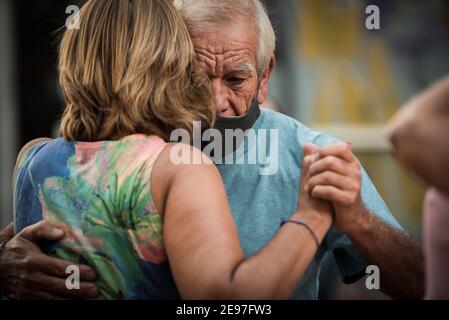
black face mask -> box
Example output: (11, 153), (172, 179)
(213, 97), (261, 138)
(201, 89), (261, 160)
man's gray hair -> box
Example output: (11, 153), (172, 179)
(174, 0), (276, 74)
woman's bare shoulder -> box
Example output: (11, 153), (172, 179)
(150, 143), (220, 217)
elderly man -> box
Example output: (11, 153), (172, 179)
(0, 0), (422, 299)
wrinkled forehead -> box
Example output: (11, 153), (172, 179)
(190, 21), (258, 76)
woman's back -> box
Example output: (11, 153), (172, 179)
(13, 134), (180, 299)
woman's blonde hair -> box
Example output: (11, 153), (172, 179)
(59, 0), (214, 142)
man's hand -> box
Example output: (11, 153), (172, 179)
(304, 142), (424, 299)
(0, 220), (99, 299)
(305, 142), (364, 233)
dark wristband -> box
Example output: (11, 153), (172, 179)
(280, 219), (321, 249)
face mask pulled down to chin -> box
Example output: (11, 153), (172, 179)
(200, 95), (261, 162)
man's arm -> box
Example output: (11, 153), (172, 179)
(341, 207), (423, 299)
(306, 142), (424, 299)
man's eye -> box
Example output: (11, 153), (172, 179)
(227, 77), (246, 85)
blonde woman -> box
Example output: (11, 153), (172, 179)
(12, 0), (332, 299)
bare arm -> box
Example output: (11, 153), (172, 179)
(152, 144), (333, 299)
(386, 75), (449, 195)
(342, 206), (423, 299)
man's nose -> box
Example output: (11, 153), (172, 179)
(211, 79), (232, 116)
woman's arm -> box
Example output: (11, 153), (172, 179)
(386, 75), (449, 195)
(152, 144), (332, 300)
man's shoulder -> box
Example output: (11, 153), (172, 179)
(259, 108), (307, 131)
(259, 108), (341, 147)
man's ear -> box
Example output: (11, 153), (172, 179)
(257, 55), (276, 105)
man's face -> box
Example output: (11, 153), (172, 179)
(190, 18), (273, 117)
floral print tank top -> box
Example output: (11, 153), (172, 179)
(13, 134), (180, 299)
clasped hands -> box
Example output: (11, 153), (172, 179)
(297, 142), (365, 233)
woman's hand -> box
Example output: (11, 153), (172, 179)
(296, 143), (334, 228)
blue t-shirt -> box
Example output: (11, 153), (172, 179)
(217, 108), (402, 300)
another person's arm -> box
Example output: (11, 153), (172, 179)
(152, 144), (333, 299)
(306, 143), (424, 299)
(386, 75), (449, 195)
(0, 138), (99, 299)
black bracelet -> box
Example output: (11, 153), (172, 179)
(280, 219), (320, 249)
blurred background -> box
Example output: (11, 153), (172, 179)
(1, 0), (449, 299)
